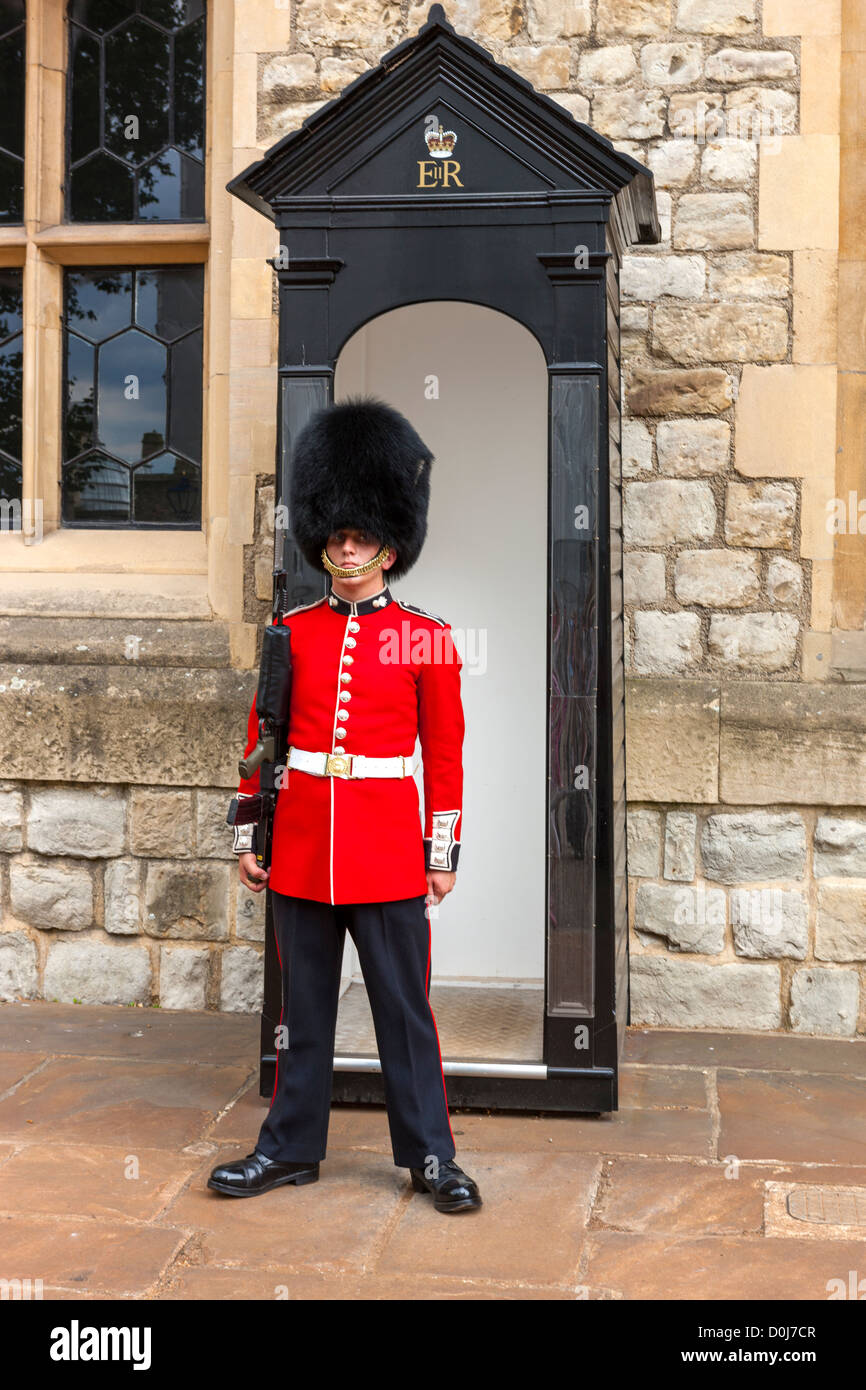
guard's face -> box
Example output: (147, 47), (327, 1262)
(326, 528), (395, 579)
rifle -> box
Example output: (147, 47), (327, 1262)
(226, 600), (293, 870)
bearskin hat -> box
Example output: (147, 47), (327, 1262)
(288, 394), (434, 582)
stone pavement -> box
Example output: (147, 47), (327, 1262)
(0, 1000), (864, 1301)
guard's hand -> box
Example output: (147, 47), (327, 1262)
(426, 869), (456, 906)
(239, 852), (270, 892)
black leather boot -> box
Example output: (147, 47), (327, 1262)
(207, 1148), (320, 1197)
(409, 1158), (482, 1213)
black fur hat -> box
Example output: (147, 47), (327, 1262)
(288, 394), (434, 582)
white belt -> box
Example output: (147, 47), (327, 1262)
(287, 746), (421, 779)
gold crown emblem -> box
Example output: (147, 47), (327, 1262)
(425, 124), (457, 158)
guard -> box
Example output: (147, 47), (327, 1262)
(208, 395), (482, 1214)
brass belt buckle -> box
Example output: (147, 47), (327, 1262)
(326, 753), (351, 777)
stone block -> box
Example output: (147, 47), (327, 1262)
(10, 862), (94, 931)
(626, 807), (662, 877)
(622, 254), (705, 300)
(592, 88), (667, 140)
(634, 881), (725, 952)
(144, 862), (230, 941)
(815, 882), (866, 960)
(814, 818), (866, 878)
(719, 684), (866, 806)
(630, 957), (781, 1028)
(705, 49), (796, 82)
(0, 932), (38, 1001)
(700, 138), (757, 185)
(130, 790), (193, 858)
(654, 303), (788, 363)
(674, 550), (760, 607)
(758, 136), (839, 251)
(633, 611), (702, 675)
(730, 887), (808, 958)
(104, 859), (142, 935)
(765, 558), (802, 607)
(621, 419), (653, 476)
(707, 252), (788, 299)
(626, 366), (735, 416)
(664, 811), (697, 880)
(724, 481), (796, 549)
(701, 812), (806, 882)
(641, 42), (704, 86)
(624, 480), (716, 546)
(647, 139), (699, 186)
(220, 946), (264, 1012)
(526, 0), (591, 40)
(28, 788), (126, 858)
(506, 44), (571, 91)
(707, 613), (799, 671)
(234, 879), (267, 942)
(656, 419), (730, 476)
(43, 939), (152, 1006)
(673, 194), (753, 250)
(624, 551), (666, 606)
(625, 678), (720, 802)
(0, 665), (259, 788)
(577, 45), (638, 84)
(159, 945), (209, 1010)
(0, 790), (23, 851)
(597, 0), (671, 37)
(789, 968), (859, 1036)
(726, 86), (798, 139)
(676, 0), (756, 35)
(196, 790), (237, 859)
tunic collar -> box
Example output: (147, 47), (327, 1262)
(326, 581), (393, 617)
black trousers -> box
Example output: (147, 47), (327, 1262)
(255, 889), (456, 1170)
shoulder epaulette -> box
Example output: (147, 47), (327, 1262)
(279, 595), (327, 621)
(395, 599), (447, 627)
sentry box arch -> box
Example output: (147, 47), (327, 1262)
(228, 4), (661, 1114)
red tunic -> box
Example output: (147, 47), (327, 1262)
(235, 582), (464, 904)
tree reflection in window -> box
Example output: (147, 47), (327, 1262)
(0, 269), (23, 502)
(67, 0), (205, 222)
(62, 265), (203, 526)
(0, 1), (25, 224)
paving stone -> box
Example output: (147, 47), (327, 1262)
(717, 1069), (866, 1164)
(0, 1142), (200, 1221)
(594, 1157), (765, 1233)
(377, 1153), (597, 1282)
(624, 1027), (866, 1076)
(583, 1232), (866, 1300)
(159, 1148), (407, 1273)
(0, 1057), (250, 1148)
(0, 1214), (185, 1296)
(0, 999), (258, 1066)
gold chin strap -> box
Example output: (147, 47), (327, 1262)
(321, 543), (389, 579)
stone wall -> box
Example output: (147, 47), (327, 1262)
(2, 0), (862, 1037)
(0, 783), (265, 1012)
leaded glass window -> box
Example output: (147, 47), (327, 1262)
(0, 0), (25, 223)
(0, 268), (23, 502)
(62, 265), (203, 525)
(67, 0), (205, 222)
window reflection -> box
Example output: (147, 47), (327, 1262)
(62, 266), (203, 526)
(0, 268), (23, 501)
(67, 0), (205, 222)
(0, 1), (25, 224)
